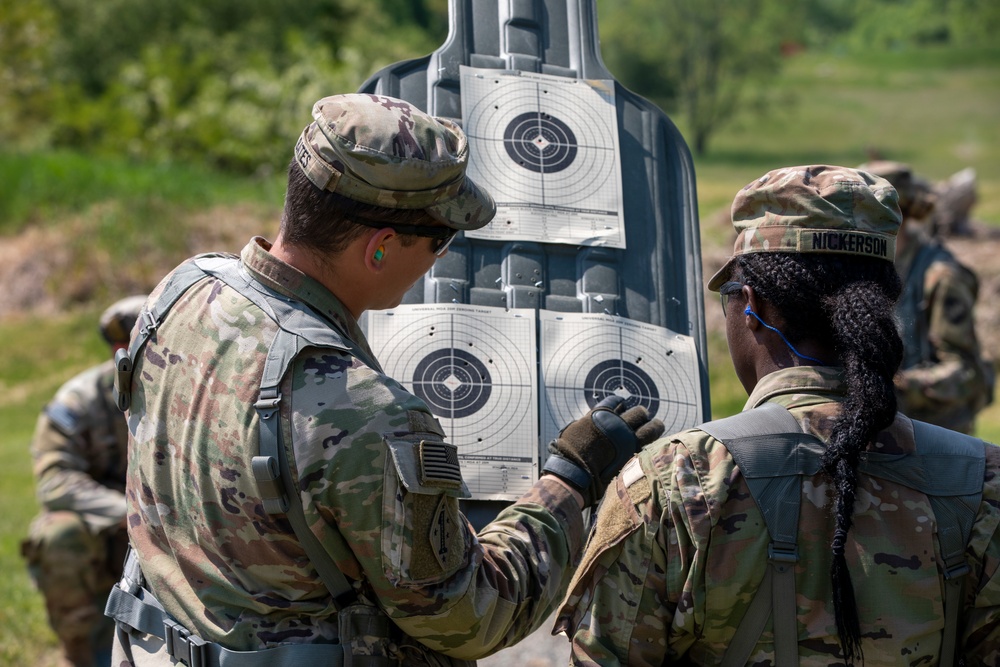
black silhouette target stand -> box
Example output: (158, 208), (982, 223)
(360, 0), (708, 529)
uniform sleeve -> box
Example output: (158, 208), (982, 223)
(556, 455), (674, 667)
(895, 261), (989, 427)
(31, 382), (127, 534)
(294, 357), (585, 661)
(961, 442), (1000, 664)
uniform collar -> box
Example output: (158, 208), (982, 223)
(240, 236), (377, 362)
(744, 365), (847, 411)
(744, 365), (915, 453)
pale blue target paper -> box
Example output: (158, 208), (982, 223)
(367, 305), (703, 502)
(460, 66), (626, 248)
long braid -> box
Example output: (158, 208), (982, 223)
(738, 253), (902, 666)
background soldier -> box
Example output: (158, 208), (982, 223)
(21, 295), (146, 667)
(107, 93), (662, 666)
(860, 160), (993, 434)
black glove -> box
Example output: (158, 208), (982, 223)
(542, 395), (665, 507)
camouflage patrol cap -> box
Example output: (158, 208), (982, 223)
(99, 294), (147, 346)
(857, 160), (936, 220)
(293, 93), (496, 230)
(708, 165), (902, 291)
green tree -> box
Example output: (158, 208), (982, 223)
(0, 0), (57, 148)
(598, 0), (802, 155)
(2, 0), (446, 172)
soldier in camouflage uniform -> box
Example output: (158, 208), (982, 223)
(107, 94), (662, 667)
(859, 161), (992, 435)
(555, 166), (1000, 665)
(22, 295), (146, 667)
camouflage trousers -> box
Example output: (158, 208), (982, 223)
(22, 511), (128, 667)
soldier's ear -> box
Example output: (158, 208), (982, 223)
(364, 230), (394, 273)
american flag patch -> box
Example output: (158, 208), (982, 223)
(418, 441), (463, 489)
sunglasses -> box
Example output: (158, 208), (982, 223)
(719, 281), (744, 316)
(352, 219), (460, 256)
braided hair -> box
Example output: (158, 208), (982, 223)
(735, 251), (903, 666)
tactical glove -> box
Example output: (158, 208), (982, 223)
(542, 395), (665, 507)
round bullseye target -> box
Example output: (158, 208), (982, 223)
(503, 112), (578, 174)
(412, 348), (493, 419)
(583, 359), (661, 416)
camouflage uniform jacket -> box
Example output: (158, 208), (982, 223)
(895, 224), (991, 434)
(124, 237), (583, 662)
(555, 366), (1000, 666)
(31, 359), (128, 534)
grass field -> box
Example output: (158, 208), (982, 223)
(0, 44), (997, 664)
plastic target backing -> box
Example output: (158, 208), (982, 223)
(366, 304), (538, 500)
(540, 312), (702, 452)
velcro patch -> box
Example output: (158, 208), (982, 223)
(418, 441), (463, 489)
(408, 410), (446, 437)
(429, 494), (459, 572)
(45, 402), (81, 436)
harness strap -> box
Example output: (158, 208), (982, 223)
(114, 259), (213, 411)
(113, 254), (364, 614)
(106, 553), (344, 667)
(705, 403), (812, 667)
(190, 256), (364, 608)
(702, 403), (985, 667)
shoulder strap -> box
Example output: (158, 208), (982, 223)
(116, 255), (361, 609)
(702, 403), (821, 667)
(703, 404), (985, 667)
(114, 258), (216, 411)
(192, 256), (360, 608)
(899, 420), (983, 667)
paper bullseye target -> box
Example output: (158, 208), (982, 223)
(503, 112), (578, 174)
(583, 359), (661, 417)
(540, 312), (702, 447)
(460, 66), (626, 248)
(412, 348), (493, 419)
(367, 305), (539, 500)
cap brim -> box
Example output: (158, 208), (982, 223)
(425, 175), (496, 231)
(707, 258), (735, 292)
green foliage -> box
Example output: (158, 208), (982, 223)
(0, 0), (57, 148)
(6, 0), (446, 172)
(0, 152), (282, 236)
(837, 0), (1000, 51)
(598, 0), (802, 154)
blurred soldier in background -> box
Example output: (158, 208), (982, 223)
(931, 167), (978, 237)
(861, 161), (993, 434)
(21, 295), (146, 667)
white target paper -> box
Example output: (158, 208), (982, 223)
(539, 311), (703, 452)
(367, 304), (538, 501)
(459, 66), (626, 248)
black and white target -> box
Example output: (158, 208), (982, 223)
(413, 348), (493, 419)
(461, 73), (620, 210)
(503, 112), (578, 174)
(583, 359), (660, 416)
(541, 315), (702, 448)
(367, 309), (537, 458)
